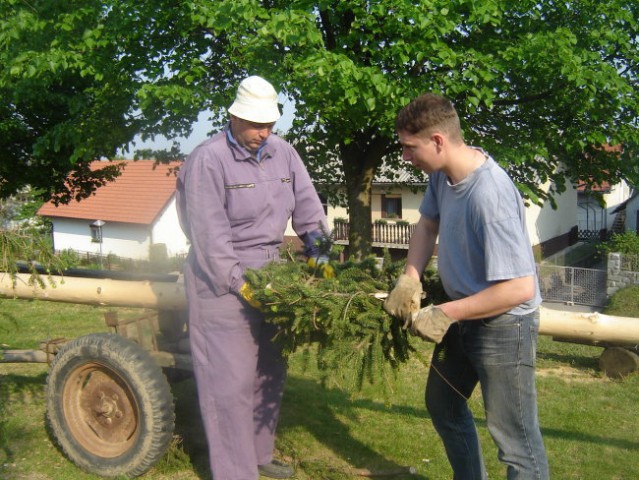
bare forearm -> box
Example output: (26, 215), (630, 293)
(439, 275), (537, 321)
(405, 216), (438, 280)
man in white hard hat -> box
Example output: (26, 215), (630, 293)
(177, 76), (330, 479)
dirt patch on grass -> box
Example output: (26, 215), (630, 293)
(537, 365), (601, 383)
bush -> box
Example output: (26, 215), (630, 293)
(599, 231), (639, 256)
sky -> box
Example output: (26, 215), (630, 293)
(124, 95), (295, 157)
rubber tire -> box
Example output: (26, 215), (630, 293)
(46, 333), (175, 478)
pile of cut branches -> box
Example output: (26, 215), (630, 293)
(245, 253), (428, 395)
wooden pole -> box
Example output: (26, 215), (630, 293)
(2, 273), (638, 347)
(539, 305), (639, 348)
(0, 272), (187, 310)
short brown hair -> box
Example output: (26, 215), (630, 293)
(395, 93), (463, 143)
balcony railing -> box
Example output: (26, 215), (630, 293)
(333, 221), (415, 248)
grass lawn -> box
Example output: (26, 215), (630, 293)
(1, 297), (638, 479)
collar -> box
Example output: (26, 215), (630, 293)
(225, 123), (270, 162)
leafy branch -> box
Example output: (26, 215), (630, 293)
(0, 228), (68, 288)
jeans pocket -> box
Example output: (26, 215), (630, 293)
(476, 314), (523, 366)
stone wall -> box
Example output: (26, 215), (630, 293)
(607, 252), (639, 296)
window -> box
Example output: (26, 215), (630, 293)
(382, 195), (402, 219)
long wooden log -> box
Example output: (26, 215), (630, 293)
(0, 272), (186, 310)
(1, 273), (638, 347)
(539, 305), (639, 348)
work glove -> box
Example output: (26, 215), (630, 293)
(408, 305), (456, 344)
(239, 282), (261, 309)
(383, 274), (422, 325)
(308, 255), (335, 279)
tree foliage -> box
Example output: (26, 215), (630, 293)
(2, 0), (638, 258)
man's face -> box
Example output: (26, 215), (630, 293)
(397, 130), (441, 173)
(230, 116), (275, 153)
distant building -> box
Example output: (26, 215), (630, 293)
(38, 160), (188, 260)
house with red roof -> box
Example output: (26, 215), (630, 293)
(38, 160), (188, 261)
(37, 158), (635, 264)
(576, 179), (635, 235)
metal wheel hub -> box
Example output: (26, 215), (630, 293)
(62, 362), (139, 458)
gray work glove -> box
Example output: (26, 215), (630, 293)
(409, 305), (456, 344)
(383, 274), (423, 325)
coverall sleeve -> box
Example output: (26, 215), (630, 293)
(177, 148), (244, 296)
(288, 150), (330, 257)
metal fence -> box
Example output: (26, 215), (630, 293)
(537, 264), (608, 307)
(577, 229), (608, 243)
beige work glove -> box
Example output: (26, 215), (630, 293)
(408, 305), (456, 344)
(383, 274), (423, 325)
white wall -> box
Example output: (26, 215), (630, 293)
(604, 181), (632, 229)
(371, 185), (423, 223)
(51, 218), (152, 260)
(528, 181), (578, 246)
(151, 198), (190, 256)
(578, 180), (632, 231)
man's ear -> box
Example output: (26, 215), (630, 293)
(431, 132), (445, 149)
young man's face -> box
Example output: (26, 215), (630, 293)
(397, 130), (442, 173)
(230, 116), (275, 153)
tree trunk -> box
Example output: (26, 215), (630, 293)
(340, 134), (390, 260)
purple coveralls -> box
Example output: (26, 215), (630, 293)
(176, 125), (328, 480)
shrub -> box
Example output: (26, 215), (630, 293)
(599, 231), (639, 256)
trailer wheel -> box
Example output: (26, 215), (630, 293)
(46, 333), (175, 478)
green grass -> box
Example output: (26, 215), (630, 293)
(604, 286), (639, 317)
(1, 296), (639, 480)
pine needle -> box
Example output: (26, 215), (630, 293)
(245, 253), (415, 396)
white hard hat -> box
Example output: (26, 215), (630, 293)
(228, 75), (281, 123)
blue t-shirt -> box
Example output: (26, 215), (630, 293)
(419, 151), (541, 315)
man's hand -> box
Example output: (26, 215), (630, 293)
(308, 256), (335, 279)
(239, 282), (261, 308)
(408, 305), (456, 343)
(383, 274), (422, 325)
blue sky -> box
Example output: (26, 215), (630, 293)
(126, 95), (295, 156)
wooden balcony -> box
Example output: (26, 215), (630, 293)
(332, 221), (415, 249)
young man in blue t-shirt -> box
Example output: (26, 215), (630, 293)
(384, 93), (549, 480)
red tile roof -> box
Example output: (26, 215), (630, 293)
(38, 160), (182, 225)
(577, 180), (611, 193)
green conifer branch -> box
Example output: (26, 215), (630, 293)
(244, 253), (419, 396)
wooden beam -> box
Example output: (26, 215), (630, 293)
(539, 305), (639, 348)
(0, 272), (186, 310)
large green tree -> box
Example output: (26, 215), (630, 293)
(2, 0), (638, 258)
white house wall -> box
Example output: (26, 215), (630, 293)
(151, 197), (189, 257)
(51, 218), (151, 260)
(604, 181), (632, 229)
(372, 186), (424, 223)
(578, 180), (632, 231)
(527, 181), (577, 246)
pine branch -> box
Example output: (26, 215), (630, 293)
(245, 253), (415, 396)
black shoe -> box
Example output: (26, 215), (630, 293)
(258, 459), (294, 479)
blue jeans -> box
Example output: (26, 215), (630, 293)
(425, 310), (549, 480)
